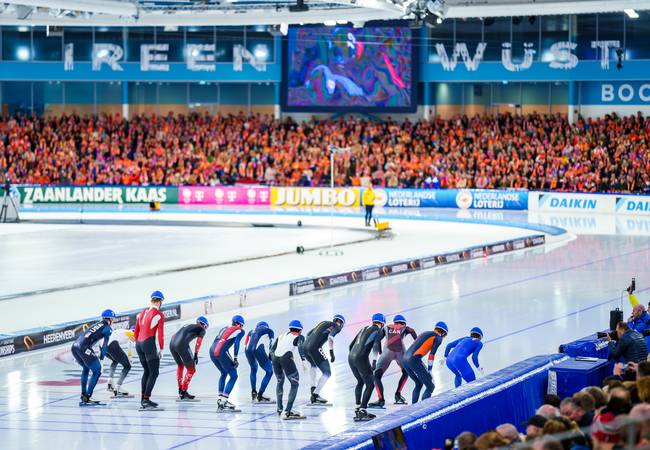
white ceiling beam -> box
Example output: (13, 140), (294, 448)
(0, 7), (402, 26)
(3, 0), (138, 16)
(446, 0), (650, 18)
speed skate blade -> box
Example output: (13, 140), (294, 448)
(176, 398), (201, 402)
(138, 407), (165, 412)
(113, 395), (135, 399)
(305, 402), (333, 407)
(367, 405), (386, 409)
(79, 402), (106, 407)
(282, 415), (306, 420)
(254, 399), (275, 404)
(216, 408), (242, 413)
(353, 417), (375, 422)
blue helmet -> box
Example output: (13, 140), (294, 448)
(101, 309), (116, 319)
(372, 313), (386, 325)
(232, 315), (245, 326)
(150, 290), (165, 301)
(333, 314), (346, 326)
(470, 327), (483, 338)
(289, 320), (303, 330)
(393, 314), (407, 324)
(435, 321), (449, 335)
(256, 321), (269, 329)
(197, 316), (209, 328)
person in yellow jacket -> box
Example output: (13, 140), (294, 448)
(362, 185), (376, 227)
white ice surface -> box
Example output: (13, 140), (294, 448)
(0, 216), (534, 332)
(0, 231), (648, 449)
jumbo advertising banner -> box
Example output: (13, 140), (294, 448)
(18, 185), (177, 204)
(370, 188), (528, 210)
(271, 187), (361, 207)
(179, 185), (270, 206)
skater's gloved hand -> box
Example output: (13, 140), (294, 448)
(439, 357), (446, 367)
(329, 349), (335, 363)
(158, 349), (164, 360)
(233, 357), (239, 369)
(301, 359), (310, 373)
(371, 359), (376, 371)
(427, 361), (433, 372)
(193, 352), (199, 364)
(477, 367), (485, 376)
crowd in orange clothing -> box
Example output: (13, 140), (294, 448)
(1, 111), (649, 193)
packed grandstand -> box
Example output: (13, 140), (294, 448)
(2, 112), (650, 194)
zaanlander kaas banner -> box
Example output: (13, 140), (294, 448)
(18, 185), (177, 204)
(271, 187), (361, 207)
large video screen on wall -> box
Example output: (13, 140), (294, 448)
(283, 25), (415, 112)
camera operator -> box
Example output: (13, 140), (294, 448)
(608, 322), (648, 380)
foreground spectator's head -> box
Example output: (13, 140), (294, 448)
(591, 412), (626, 450)
(637, 361), (650, 378)
(475, 431), (508, 450)
(495, 423), (521, 444)
(542, 418), (569, 435)
(622, 381), (641, 404)
(456, 431), (478, 450)
(608, 387), (633, 415)
(603, 377), (624, 393)
(637, 375), (650, 403)
(560, 397), (587, 423)
(573, 391), (596, 413)
(584, 387), (608, 409)
(524, 415), (548, 439)
(537, 404), (560, 419)
(543, 394), (561, 408)
(629, 403), (650, 442)
(616, 322), (630, 339)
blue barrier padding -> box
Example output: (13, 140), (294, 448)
(548, 358), (610, 399)
(559, 333), (610, 359)
(303, 354), (567, 450)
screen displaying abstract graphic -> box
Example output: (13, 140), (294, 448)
(283, 26), (415, 111)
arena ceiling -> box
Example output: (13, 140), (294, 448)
(0, 0), (648, 26)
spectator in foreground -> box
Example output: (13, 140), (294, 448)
(590, 412), (626, 450)
(606, 387), (633, 415)
(560, 393), (596, 428)
(475, 431), (509, 450)
(524, 415), (548, 440)
(608, 322), (648, 380)
(583, 386), (608, 411)
(538, 404), (561, 419)
(629, 403), (650, 447)
(495, 423), (522, 444)
(456, 431), (478, 450)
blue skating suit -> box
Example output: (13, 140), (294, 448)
(245, 323), (275, 398)
(444, 337), (483, 387)
(71, 319), (112, 398)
